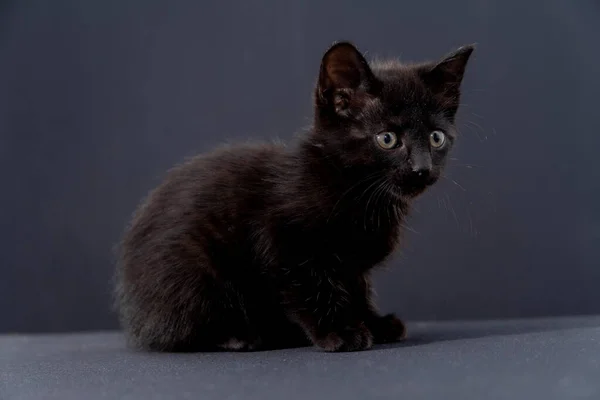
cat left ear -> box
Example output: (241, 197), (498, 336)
(422, 44), (475, 98)
(316, 41), (378, 115)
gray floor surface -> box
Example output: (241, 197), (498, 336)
(2, 316), (600, 400)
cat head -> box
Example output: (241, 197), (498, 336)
(311, 41), (474, 198)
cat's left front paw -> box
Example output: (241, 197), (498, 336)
(369, 313), (407, 344)
(313, 322), (374, 352)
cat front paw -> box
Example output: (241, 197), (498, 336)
(370, 313), (407, 344)
(314, 322), (373, 352)
(217, 335), (263, 351)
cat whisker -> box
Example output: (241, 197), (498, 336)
(357, 175), (386, 203)
(376, 181), (393, 229)
(452, 179), (467, 191)
(444, 192), (460, 230)
(456, 126), (484, 143)
(376, 179), (393, 229)
(466, 207), (478, 237)
(367, 178), (389, 228)
(399, 222), (420, 235)
(326, 171), (383, 224)
(449, 163), (478, 169)
(466, 119), (485, 132)
(384, 182), (394, 226)
(362, 176), (388, 230)
(447, 158), (480, 169)
(441, 175), (467, 192)
(465, 119), (489, 142)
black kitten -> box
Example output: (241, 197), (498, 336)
(114, 41), (474, 352)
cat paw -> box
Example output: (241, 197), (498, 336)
(314, 322), (373, 352)
(370, 313), (407, 344)
(217, 337), (262, 351)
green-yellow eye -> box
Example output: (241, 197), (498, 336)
(429, 130), (446, 148)
(376, 132), (398, 149)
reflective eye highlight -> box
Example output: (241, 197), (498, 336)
(376, 132), (398, 149)
(429, 130), (446, 148)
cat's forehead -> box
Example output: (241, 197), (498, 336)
(376, 69), (429, 102)
(352, 62), (444, 129)
(368, 63), (437, 117)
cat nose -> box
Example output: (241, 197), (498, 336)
(412, 167), (431, 180)
(408, 151), (432, 178)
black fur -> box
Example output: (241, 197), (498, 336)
(114, 41), (474, 352)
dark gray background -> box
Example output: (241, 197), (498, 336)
(1, 0), (598, 333)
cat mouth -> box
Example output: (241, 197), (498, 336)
(386, 183), (425, 199)
(400, 186), (427, 198)
(398, 178), (436, 198)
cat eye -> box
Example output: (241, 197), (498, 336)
(375, 132), (398, 149)
(429, 130), (446, 149)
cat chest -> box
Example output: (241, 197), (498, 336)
(305, 227), (398, 271)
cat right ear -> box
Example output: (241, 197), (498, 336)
(316, 41), (378, 116)
(421, 44), (475, 101)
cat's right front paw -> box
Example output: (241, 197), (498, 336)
(313, 322), (373, 352)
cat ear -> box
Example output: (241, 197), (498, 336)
(316, 42), (378, 115)
(422, 44), (474, 102)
